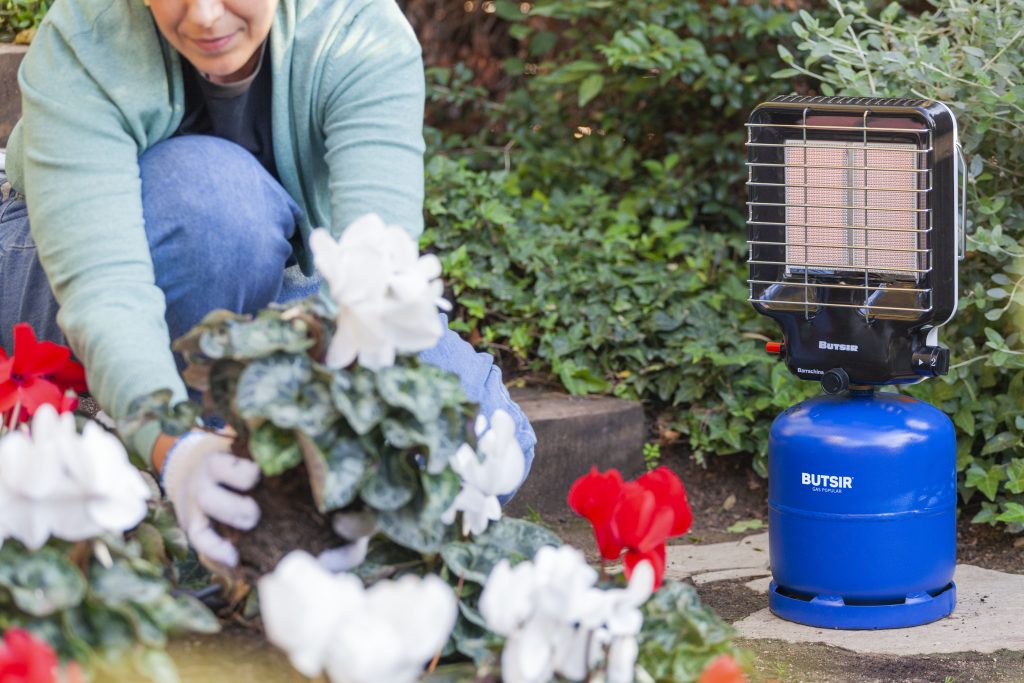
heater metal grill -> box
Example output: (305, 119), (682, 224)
(747, 111), (933, 319)
(746, 96), (962, 387)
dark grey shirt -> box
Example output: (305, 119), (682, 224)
(176, 43), (277, 179)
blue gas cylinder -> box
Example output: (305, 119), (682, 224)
(767, 391), (957, 629)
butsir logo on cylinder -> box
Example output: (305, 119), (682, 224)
(801, 473), (854, 489)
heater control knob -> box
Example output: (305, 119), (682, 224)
(821, 368), (850, 395)
(912, 346), (950, 377)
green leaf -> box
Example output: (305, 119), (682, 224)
(965, 463), (1006, 501)
(0, 548), (87, 617)
(981, 431), (1019, 455)
(222, 315), (313, 359)
(1005, 459), (1024, 494)
(298, 432), (368, 513)
(995, 502), (1024, 525)
(119, 391), (199, 443)
(361, 453), (418, 511)
(971, 502), (1000, 525)
(638, 580), (738, 682)
(727, 518), (764, 533)
(832, 15), (853, 37)
(382, 406), (468, 475)
(236, 354), (337, 436)
(331, 368), (385, 435)
(377, 470), (461, 553)
(90, 562), (168, 607)
(442, 518), (561, 584)
(165, 595), (220, 634)
(772, 68), (800, 79)
(248, 421), (303, 475)
(249, 422), (303, 476)
(86, 604), (136, 654)
(376, 363), (466, 422)
(953, 406), (976, 436)
(449, 612), (501, 665)
(578, 74), (605, 107)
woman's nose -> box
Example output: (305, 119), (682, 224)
(186, 0), (224, 28)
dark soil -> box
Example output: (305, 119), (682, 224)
(957, 513), (1024, 575)
(744, 640), (1024, 683)
(216, 463), (338, 583)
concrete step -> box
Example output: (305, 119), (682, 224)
(505, 387), (646, 519)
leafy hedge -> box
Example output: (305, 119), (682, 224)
(422, 0), (1024, 530)
(422, 0), (814, 476)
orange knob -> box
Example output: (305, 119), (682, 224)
(766, 342), (784, 354)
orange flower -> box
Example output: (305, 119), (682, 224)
(697, 655), (748, 683)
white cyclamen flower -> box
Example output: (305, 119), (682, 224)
(260, 551), (458, 683)
(479, 547), (655, 683)
(309, 213), (450, 371)
(441, 410), (525, 536)
(0, 405), (150, 550)
(258, 551), (364, 677)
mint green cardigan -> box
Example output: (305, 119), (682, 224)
(6, 0), (426, 460)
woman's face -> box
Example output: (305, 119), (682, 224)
(148, 0), (278, 84)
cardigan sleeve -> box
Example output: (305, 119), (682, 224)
(319, 0), (426, 239)
(15, 22), (187, 463)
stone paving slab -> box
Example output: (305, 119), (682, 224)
(667, 533), (1024, 656)
(736, 565), (1024, 655)
(666, 532), (771, 579)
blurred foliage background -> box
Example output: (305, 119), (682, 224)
(404, 0), (1024, 533)
(5, 0), (1022, 532)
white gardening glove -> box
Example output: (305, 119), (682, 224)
(317, 510), (375, 573)
(162, 431), (261, 567)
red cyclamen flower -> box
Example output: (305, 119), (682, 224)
(611, 482), (674, 588)
(567, 467), (625, 560)
(0, 324), (87, 419)
(636, 466), (693, 537)
(0, 628), (59, 683)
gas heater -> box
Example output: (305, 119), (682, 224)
(747, 96), (965, 629)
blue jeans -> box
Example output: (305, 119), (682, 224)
(0, 135), (535, 493)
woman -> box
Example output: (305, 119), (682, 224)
(0, 0), (535, 567)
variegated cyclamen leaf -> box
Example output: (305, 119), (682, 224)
(331, 368), (385, 435)
(298, 432), (368, 513)
(376, 365), (443, 422)
(360, 453), (418, 511)
(382, 407), (467, 474)
(224, 316), (314, 360)
(0, 548), (87, 617)
(236, 354), (337, 436)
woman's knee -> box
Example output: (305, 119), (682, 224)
(138, 136), (302, 331)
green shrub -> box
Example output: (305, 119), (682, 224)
(777, 0), (1024, 528)
(423, 0), (814, 475)
(0, 0), (47, 42)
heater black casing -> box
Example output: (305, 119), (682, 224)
(747, 96), (958, 387)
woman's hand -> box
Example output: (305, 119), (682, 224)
(160, 431), (261, 567)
